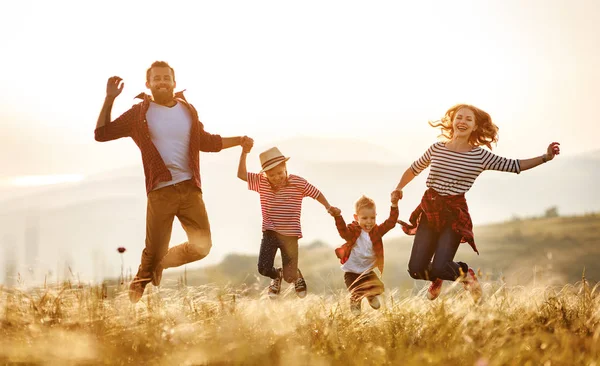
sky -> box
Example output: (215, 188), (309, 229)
(1, 0), (599, 187)
(1, 0), (599, 284)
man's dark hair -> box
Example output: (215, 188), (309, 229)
(146, 61), (176, 82)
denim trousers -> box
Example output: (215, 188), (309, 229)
(407, 215), (469, 281)
(257, 230), (299, 283)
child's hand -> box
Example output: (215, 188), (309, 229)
(391, 189), (403, 204)
(327, 206), (341, 217)
(241, 136), (254, 153)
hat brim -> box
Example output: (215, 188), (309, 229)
(260, 157), (290, 173)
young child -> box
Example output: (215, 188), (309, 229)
(238, 142), (336, 298)
(394, 103), (560, 302)
(329, 191), (401, 315)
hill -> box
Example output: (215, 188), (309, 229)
(161, 213), (600, 293)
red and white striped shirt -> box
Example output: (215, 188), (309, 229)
(247, 172), (321, 238)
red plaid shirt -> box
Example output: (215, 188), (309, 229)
(398, 188), (479, 254)
(94, 91), (223, 194)
(334, 206), (399, 273)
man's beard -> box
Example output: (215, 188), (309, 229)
(151, 87), (175, 105)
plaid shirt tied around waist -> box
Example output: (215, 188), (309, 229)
(398, 188), (479, 254)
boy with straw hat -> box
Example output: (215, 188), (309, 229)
(238, 142), (337, 298)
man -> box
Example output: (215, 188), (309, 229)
(95, 61), (252, 303)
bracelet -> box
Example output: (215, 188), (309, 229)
(542, 154), (548, 163)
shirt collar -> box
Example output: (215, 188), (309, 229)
(134, 89), (188, 102)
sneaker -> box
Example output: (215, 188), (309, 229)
(350, 299), (362, 316)
(129, 277), (149, 303)
(294, 269), (307, 298)
(268, 268), (283, 299)
(463, 268), (482, 302)
(367, 295), (381, 309)
(427, 279), (444, 300)
(151, 264), (164, 287)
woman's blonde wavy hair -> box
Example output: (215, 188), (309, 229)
(429, 104), (499, 150)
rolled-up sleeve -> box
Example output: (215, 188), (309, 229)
(94, 105), (137, 142)
(198, 129), (223, 152)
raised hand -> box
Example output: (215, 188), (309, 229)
(106, 76), (124, 99)
(241, 136), (254, 153)
(391, 189), (403, 204)
(546, 142), (560, 161)
(327, 206), (341, 217)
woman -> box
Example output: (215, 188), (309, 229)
(394, 104), (560, 301)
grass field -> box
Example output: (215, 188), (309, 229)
(179, 213), (600, 294)
(2, 278), (600, 365)
(2, 213), (600, 365)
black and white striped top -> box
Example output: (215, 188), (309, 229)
(410, 142), (521, 196)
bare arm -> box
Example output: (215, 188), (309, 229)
(395, 167), (416, 191)
(519, 142), (561, 172)
(237, 138), (254, 181)
(519, 155), (547, 171)
(95, 76), (123, 129)
(316, 193), (332, 211)
(237, 151), (248, 181)
(96, 96), (116, 129)
(94, 76), (136, 142)
(222, 137), (243, 149)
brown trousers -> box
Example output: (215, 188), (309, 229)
(344, 271), (385, 300)
(136, 179), (212, 280)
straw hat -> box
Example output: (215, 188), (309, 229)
(259, 147), (290, 173)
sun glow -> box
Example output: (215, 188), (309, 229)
(9, 174), (85, 187)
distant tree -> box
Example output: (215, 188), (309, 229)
(544, 206), (559, 218)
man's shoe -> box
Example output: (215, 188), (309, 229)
(151, 264), (164, 287)
(294, 269), (307, 298)
(268, 268), (283, 299)
(129, 277), (149, 303)
(367, 295), (381, 309)
(427, 279), (444, 300)
(350, 298), (362, 316)
(463, 268), (482, 302)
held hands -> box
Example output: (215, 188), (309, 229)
(241, 136), (254, 153)
(327, 206), (341, 217)
(106, 76), (124, 99)
(545, 142), (560, 161)
(391, 189), (403, 204)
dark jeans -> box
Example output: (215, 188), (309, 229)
(257, 230), (299, 283)
(344, 271), (385, 300)
(407, 215), (469, 281)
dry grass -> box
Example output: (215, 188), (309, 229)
(2, 277), (600, 366)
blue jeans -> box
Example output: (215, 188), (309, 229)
(407, 215), (468, 281)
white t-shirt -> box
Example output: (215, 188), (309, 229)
(341, 230), (376, 274)
(146, 101), (193, 190)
